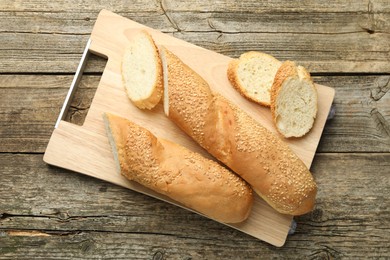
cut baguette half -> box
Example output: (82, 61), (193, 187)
(227, 51), (282, 107)
(271, 61), (318, 138)
(121, 30), (163, 109)
(103, 112), (253, 223)
(161, 47), (317, 216)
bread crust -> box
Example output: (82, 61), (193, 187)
(227, 51), (281, 107)
(103, 113), (253, 223)
(121, 30), (163, 110)
(270, 61), (318, 138)
(163, 49), (317, 215)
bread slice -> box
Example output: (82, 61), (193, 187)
(227, 51), (282, 107)
(103, 112), (253, 223)
(121, 30), (163, 109)
(271, 61), (318, 138)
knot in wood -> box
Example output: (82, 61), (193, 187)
(153, 250), (165, 260)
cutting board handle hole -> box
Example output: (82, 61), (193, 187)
(62, 53), (108, 126)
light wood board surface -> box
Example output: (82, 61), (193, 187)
(43, 9), (335, 247)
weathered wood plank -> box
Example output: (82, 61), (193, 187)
(169, 12), (390, 34)
(162, 0), (390, 13)
(1, 74), (389, 153)
(0, 6), (389, 73)
(315, 75), (390, 152)
(0, 11), (171, 34)
(0, 0), (161, 12)
(1, 0), (389, 13)
(1, 30), (389, 74)
(0, 75), (100, 152)
(0, 153), (389, 258)
(2, 10), (389, 35)
(0, 229), (388, 259)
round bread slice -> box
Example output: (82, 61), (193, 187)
(227, 51), (282, 107)
(271, 61), (318, 138)
(121, 30), (163, 109)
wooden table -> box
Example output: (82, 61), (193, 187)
(1, 1), (389, 259)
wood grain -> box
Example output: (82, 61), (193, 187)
(0, 1), (389, 73)
(1, 30), (389, 74)
(1, 153), (388, 258)
(0, 75), (101, 153)
(2, 11), (389, 35)
(1, 0), (389, 12)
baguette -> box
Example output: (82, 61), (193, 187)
(103, 113), (253, 223)
(227, 51), (281, 107)
(161, 48), (317, 215)
(271, 61), (318, 138)
(121, 30), (163, 109)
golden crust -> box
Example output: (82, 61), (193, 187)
(228, 97), (316, 215)
(163, 50), (317, 215)
(104, 113), (253, 223)
(162, 48), (213, 147)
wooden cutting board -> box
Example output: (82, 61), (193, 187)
(44, 9), (335, 247)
